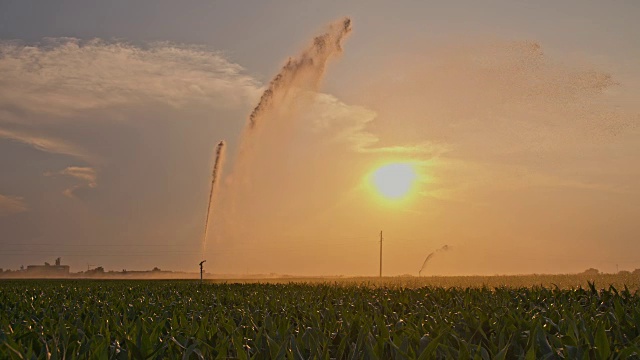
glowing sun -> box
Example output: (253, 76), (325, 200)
(371, 163), (417, 200)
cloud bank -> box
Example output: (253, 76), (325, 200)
(0, 38), (261, 120)
(0, 38), (268, 210)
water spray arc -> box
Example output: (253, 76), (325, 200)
(216, 17), (353, 273)
(245, 17), (351, 131)
(227, 16), (352, 212)
(202, 140), (226, 254)
(419, 245), (450, 276)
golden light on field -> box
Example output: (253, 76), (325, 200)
(370, 163), (417, 200)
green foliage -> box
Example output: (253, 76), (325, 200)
(1, 280), (639, 359)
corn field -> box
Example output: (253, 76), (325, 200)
(1, 280), (639, 359)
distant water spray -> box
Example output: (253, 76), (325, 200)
(202, 140), (226, 254)
(419, 245), (450, 276)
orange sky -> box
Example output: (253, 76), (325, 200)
(0, 1), (639, 275)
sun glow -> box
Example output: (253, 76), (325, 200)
(370, 163), (417, 200)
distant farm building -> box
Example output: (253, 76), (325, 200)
(26, 257), (70, 277)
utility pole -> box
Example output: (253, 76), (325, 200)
(199, 260), (206, 284)
(379, 230), (383, 278)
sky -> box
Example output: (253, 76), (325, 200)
(0, 1), (639, 276)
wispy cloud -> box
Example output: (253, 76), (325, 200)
(310, 93), (449, 156)
(59, 166), (97, 187)
(45, 166), (98, 198)
(423, 158), (633, 204)
(522, 171), (630, 194)
(0, 38), (261, 119)
(0, 194), (28, 216)
(0, 127), (92, 162)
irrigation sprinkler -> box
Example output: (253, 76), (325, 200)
(199, 260), (206, 284)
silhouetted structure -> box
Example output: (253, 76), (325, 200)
(26, 257), (70, 276)
(86, 266), (105, 275)
(199, 260), (206, 283)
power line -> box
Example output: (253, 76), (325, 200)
(0, 236), (377, 248)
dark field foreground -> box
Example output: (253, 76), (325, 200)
(1, 280), (639, 359)
(212, 273), (640, 291)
